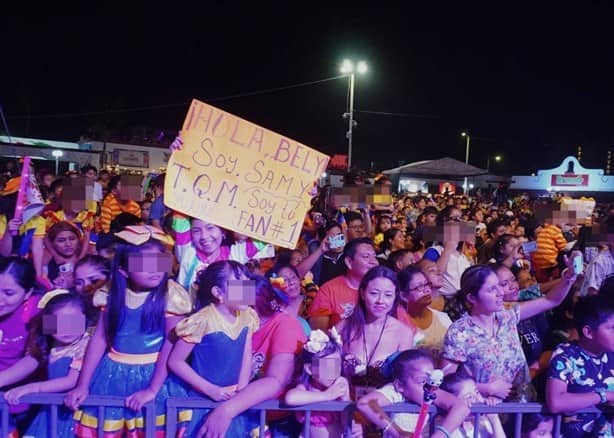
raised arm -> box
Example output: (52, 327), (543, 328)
(519, 252), (579, 321)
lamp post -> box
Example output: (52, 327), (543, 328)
(341, 59), (367, 171)
(52, 150), (63, 175)
(461, 132), (470, 195)
(486, 155), (502, 173)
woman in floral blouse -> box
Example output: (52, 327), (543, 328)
(440, 253), (580, 402)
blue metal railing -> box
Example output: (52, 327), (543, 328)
(0, 393), (611, 438)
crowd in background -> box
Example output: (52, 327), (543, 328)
(0, 156), (612, 437)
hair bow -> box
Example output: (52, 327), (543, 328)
(38, 288), (70, 309)
(267, 273), (289, 305)
(115, 225), (174, 247)
(268, 274), (287, 292)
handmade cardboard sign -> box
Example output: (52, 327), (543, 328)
(165, 99), (330, 248)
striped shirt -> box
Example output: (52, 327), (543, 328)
(100, 193), (141, 233)
(532, 224), (567, 269)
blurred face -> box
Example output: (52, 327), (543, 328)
(470, 272), (504, 314)
(74, 263), (108, 295)
(191, 219), (224, 255)
(420, 260), (443, 289)
(517, 269), (537, 290)
(310, 352), (342, 387)
(404, 272), (432, 307)
(455, 379), (482, 404)
(361, 276), (396, 320)
(492, 225), (506, 239)
(395, 252), (414, 272)
(278, 267), (301, 299)
(44, 304), (86, 345)
(346, 244), (378, 278)
(496, 267), (520, 302)
(0, 273), (31, 317)
(424, 213), (437, 225)
(225, 274), (253, 312)
(379, 218), (392, 233)
(391, 230), (405, 251)
(85, 169), (97, 179)
(416, 199), (426, 210)
(525, 419), (553, 438)
(347, 219), (365, 240)
(124, 247), (170, 291)
(447, 208), (462, 222)
(502, 237), (521, 258)
(514, 226), (526, 238)
(473, 210), (484, 223)
(52, 230), (79, 258)
(289, 250), (304, 266)
(140, 202), (152, 221)
(42, 174), (55, 187)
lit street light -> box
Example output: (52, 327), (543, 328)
(341, 59), (367, 170)
(461, 132), (470, 195)
(52, 149), (63, 175)
(486, 154), (502, 172)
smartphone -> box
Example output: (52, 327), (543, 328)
(573, 255), (584, 275)
(329, 234), (346, 249)
(521, 241), (538, 254)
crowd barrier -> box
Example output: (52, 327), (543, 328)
(0, 393), (611, 438)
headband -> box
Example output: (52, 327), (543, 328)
(114, 225), (174, 247)
(38, 288), (70, 309)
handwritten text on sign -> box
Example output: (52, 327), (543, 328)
(165, 99), (330, 248)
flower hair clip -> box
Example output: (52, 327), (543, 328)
(304, 330), (330, 354)
(304, 327), (343, 354)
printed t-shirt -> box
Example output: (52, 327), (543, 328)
(308, 275), (358, 328)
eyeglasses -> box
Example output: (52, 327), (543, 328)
(408, 282), (432, 292)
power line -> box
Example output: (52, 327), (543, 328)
(6, 75), (348, 120)
(355, 109), (441, 119)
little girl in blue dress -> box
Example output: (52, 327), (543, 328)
(169, 260), (259, 438)
(64, 225), (193, 437)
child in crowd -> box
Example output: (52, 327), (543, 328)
(64, 228), (193, 437)
(174, 215), (231, 294)
(520, 413), (553, 438)
(0, 257), (42, 434)
(169, 260), (259, 437)
(357, 349), (470, 437)
(285, 328), (351, 438)
(5, 291), (90, 437)
(546, 294), (614, 437)
(440, 372), (505, 438)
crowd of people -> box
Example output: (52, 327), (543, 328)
(0, 154), (612, 438)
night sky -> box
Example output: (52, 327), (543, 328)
(2, 7), (614, 175)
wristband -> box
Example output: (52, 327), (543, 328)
(435, 425), (451, 438)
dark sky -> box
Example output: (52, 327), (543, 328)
(2, 7), (614, 175)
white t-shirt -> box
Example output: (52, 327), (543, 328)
(581, 249), (614, 296)
(441, 251), (472, 296)
(376, 383), (428, 437)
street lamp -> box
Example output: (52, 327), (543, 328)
(486, 154), (502, 172)
(51, 150), (63, 175)
(341, 59), (367, 170)
(461, 132), (470, 195)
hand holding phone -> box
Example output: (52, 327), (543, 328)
(329, 234), (346, 249)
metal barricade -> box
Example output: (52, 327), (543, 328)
(0, 393), (611, 438)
